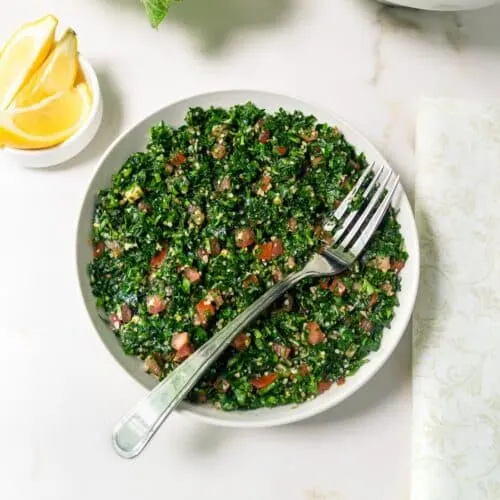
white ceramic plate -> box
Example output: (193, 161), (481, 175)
(76, 90), (419, 428)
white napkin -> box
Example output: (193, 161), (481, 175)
(412, 98), (500, 499)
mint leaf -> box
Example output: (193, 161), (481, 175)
(141, 0), (181, 28)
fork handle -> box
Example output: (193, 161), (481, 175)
(112, 268), (310, 459)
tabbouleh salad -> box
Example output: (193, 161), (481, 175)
(88, 102), (407, 411)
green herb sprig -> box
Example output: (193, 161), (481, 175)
(141, 0), (182, 28)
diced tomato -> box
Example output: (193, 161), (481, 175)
(300, 129), (318, 142)
(272, 267), (283, 282)
(337, 376), (346, 385)
(150, 246), (167, 268)
(256, 242), (273, 261)
(368, 293), (379, 309)
(272, 343), (291, 359)
(146, 295), (166, 315)
(314, 225), (334, 245)
(311, 155), (323, 166)
(251, 373), (278, 389)
(287, 218), (297, 232)
(174, 343), (194, 362)
(184, 267), (202, 284)
(93, 241), (105, 258)
(257, 239), (283, 261)
(254, 119), (265, 130)
(360, 318), (373, 332)
(138, 200), (152, 213)
(259, 130), (271, 144)
(313, 225), (324, 239)
(209, 238), (221, 256)
(217, 176), (231, 192)
(242, 274), (259, 288)
(381, 282), (394, 296)
(319, 279), (329, 290)
(339, 175), (349, 189)
(171, 331), (189, 351)
(109, 313), (121, 330)
(207, 289), (224, 309)
(144, 354), (163, 377)
(323, 234), (334, 245)
(121, 304), (133, 323)
(349, 159), (361, 170)
(298, 364), (310, 376)
(260, 174), (272, 193)
(317, 380), (333, 394)
(235, 228), (255, 248)
(306, 321), (326, 345)
(372, 256), (391, 273)
(392, 259), (405, 273)
(272, 239), (284, 258)
(195, 300), (215, 327)
(329, 279), (347, 296)
(232, 333), (251, 351)
(197, 248), (209, 264)
(275, 145), (288, 156)
(171, 152), (186, 166)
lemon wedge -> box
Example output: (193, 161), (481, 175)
(0, 83), (92, 149)
(74, 63), (87, 86)
(13, 28), (78, 107)
(0, 15), (58, 110)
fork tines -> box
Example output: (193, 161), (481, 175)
(325, 163), (400, 259)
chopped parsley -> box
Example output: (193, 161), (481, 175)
(88, 103), (407, 411)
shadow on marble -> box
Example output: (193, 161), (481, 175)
(167, 329), (410, 458)
(408, 206), (440, 369)
(41, 69), (124, 172)
(183, 332), (411, 447)
(289, 327), (411, 428)
(180, 423), (230, 456)
(170, 0), (296, 54)
(100, 0), (296, 55)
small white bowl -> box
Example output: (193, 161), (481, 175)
(0, 56), (103, 168)
(379, 0), (499, 10)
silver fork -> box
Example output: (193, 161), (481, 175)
(112, 163), (400, 459)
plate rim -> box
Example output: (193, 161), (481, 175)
(76, 89), (420, 428)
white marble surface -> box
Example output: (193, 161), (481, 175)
(1, 1), (499, 499)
